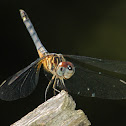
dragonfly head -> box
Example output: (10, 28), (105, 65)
(56, 61), (75, 79)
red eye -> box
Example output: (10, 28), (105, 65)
(59, 61), (74, 68)
(58, 62), (68, 68)
(66, 61), (74, 68)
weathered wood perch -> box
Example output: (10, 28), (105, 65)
(11, 90), (91, 126)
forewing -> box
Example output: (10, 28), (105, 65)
(0, 58), (42, 101)
(64, 55), (126, 99)
(64, 55), (126, 74)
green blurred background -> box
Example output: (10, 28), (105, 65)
(0, 0), (126, 126)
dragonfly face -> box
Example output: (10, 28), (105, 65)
(56, 61), (75, 79)
(1, 10), (126, 101)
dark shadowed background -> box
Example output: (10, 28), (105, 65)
(0, 1), (126, 126)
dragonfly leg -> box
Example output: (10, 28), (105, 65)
(60, 79), (68, 92)
(61, 79), (65, 88)
(45, 75), (55, 101)
(53, 78), (60, 95)
(53, 77), (57, 96)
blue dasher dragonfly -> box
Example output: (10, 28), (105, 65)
(0, 9), (126, 101)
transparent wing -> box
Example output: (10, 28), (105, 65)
(0, 58), (42, 101)
(64, 55), (126, 99)
(64, 55), (126, 74)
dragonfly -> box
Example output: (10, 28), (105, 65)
(1, 10), (126, 101)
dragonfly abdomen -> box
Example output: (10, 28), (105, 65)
(20, 9), (48, 58)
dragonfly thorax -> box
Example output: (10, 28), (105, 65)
(42, 54), (75, 79)
(43, 53), (65, 73)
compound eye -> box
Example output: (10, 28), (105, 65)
(57, 66), (65, 77)
(67, 65), (72, 70)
